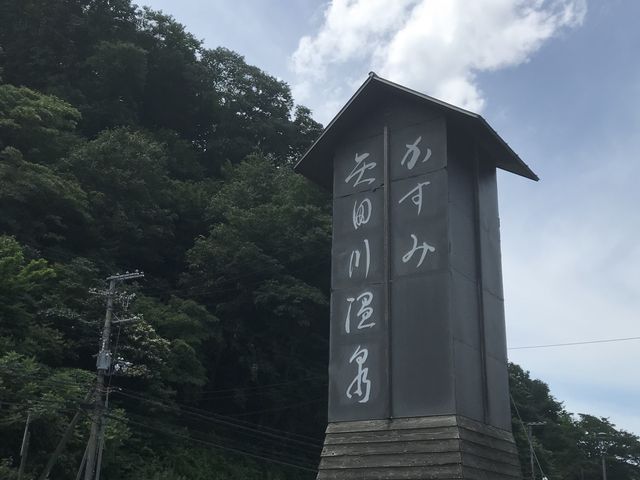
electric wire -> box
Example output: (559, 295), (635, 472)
(103, 411), (318, 473)
(198, 374), (326, 395)
(0, 406), (80, 426)
(196, 380), (328, 402)
(196, 387), (328, 402)
(510, 393), (547, 478)
(141, 256), (330, 298)
(113, 393), (321, 457)
(113, 385), (323, 443)
(230, 397), (325, 417)
(79, 395), (321, 472)
(509, 335), (640, 350)
(0, 366), (323, 445)
(111, 389), (323, 448)
(0, 365), (94, 390)
(118, 408), (320, 468)
(19, 235), (330, 302)
(0, 395), (90, 426)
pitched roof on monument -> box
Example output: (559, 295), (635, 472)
(294, 72), (538, 190)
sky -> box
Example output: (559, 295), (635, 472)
(142, 0), (640, 435)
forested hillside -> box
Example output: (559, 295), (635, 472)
(0, 1), (638, 479)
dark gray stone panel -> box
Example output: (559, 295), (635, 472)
(331, 231), (384, 290)
(329, 283), (387, 422)
(332, 188), (384, 240)
(383, 97), (442, 133)
(330, 285), (385, 341)
(389, 117), (447, 181)
(450, 271), (480, 349)
(391, 167), (449, 278)
(453, 340), (484, 422)
(483, 291), (507, 362)
(328, 336), (389, 422)
(333, 134), (384, 197)
(446, 143), (475, 218)
(340, 112), (385, 145)
(332, 187), (385, 289)
(391, 169), (448, 220)
(480, 231), (504, 299)
(391, 211), (448, 278)
(391, 274), (454, 418)
(477, 160), (500, 235)
(449, 202), (477, 280)
(485, 356), (511, 431)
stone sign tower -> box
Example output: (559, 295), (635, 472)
(295, 73), (537, 479)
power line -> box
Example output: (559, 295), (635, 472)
(0, 366), (323, 444)
(140, 257), (330, 299)
(111, 388), (323, 447)
(65, 392), (321, 465)
(509, 336), (640, 350)
(143, 273), (327, 300)
(230, 397), (325, 417)
(0, 399), (82, 426)
(198, 380), (328, 401)
(510, 394), (547, 479)
(198, 374), (326, 395)
(5, 386), (319, 471)
(110, 386), (323, 444)
(104, 412), (317, 473)
(117, 408), (320, 468)
(0, 365), (94, 391)
(94, 388), (322, 465)
(0, 396), (88, 410)
(19, 240), (325, 300)
(112, 390), (322, 451)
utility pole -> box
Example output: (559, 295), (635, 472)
(17, 412), (31, 480)
(526, 421), (545, 480)
(83, 271), (143, 480)
(596, 432), (609, 480)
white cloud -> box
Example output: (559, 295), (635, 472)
(290, 0), (586, 121)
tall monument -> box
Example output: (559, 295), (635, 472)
(295, 73), (537, 479)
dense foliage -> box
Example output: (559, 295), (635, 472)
(0, 1), (638, 479)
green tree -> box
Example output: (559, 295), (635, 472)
(185, 156), (330, 436)
(197, 48), (323, 172)
(62, 128), (177, 274)
(81, 40), (148, 133)
(0, 84), (81, 164)
(509, 363), (640, 479)
(136, 8), (217, 143)
(0, 236), (58, 357)
(0, 147), (91, 251)
(0, 352), (128, 480)
(0, 0), (137, 100)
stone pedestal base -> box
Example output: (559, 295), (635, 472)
(316, 415), (522, 479)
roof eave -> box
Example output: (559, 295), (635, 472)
(294, 74), (539, 189)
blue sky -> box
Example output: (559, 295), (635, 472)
(142, 0), (639, 435)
